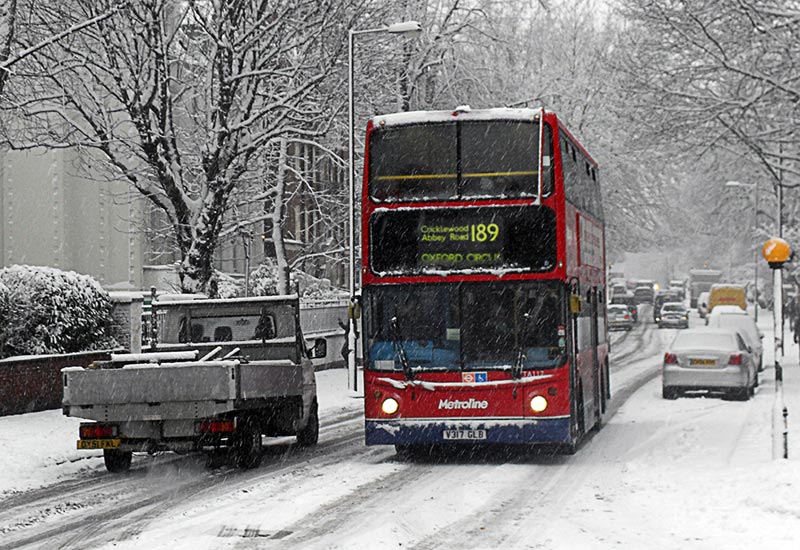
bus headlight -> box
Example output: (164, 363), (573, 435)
(381, 397), (399, 415)
(530, 395), (548, 413)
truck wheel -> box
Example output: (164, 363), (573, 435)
(205, 451), (226, 469)
(297, 401), (319, 446)
(103, 449), (132, 473)
(233, 419), (263, 469)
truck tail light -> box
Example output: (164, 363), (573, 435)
(197, 420), (235, 434)
(664, 352), (678, 365)
(728, 353), (743, 366)
(80, 423), (118, 439)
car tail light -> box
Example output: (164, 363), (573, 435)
(624, 314), (630, 320)
(79, 423), (118, 439)
(664, 352), (678, 365)
(728, 353), (743, 366)
(197, 420), (236, 434)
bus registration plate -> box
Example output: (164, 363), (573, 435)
(443, 429), (487, 441)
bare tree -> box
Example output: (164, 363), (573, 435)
(1, 0), (351, 293)
(617, 0), (800, 187)
(0, 0), (17, 96)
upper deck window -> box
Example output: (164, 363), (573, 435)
(368, 123), (458, 202)
(368, 120), (545, 202)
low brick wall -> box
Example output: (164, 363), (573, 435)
(0, 351), (111, 416)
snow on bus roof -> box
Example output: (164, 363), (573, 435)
(371, 107), (544, 127)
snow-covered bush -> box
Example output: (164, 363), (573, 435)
(207, 270), (242, 299)
(248, 259), (282, 297)
(0, 281), (11, 357)
(0, 265), (117, 358)
(248, 259), (345, 299)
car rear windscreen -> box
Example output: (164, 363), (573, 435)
(672, 332), (735, 350)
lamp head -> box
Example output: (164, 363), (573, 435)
(386, 21), (422, 36)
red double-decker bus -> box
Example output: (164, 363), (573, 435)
(360, 106), (608, 453)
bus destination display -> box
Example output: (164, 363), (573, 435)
(369, 205), (556, 274)
(418, 220), (504, 268)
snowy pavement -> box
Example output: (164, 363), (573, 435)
(0, 369), (366, 498)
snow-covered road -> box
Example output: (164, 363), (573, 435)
(2, 311), (800, 550)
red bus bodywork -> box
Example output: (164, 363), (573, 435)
(360, 108), (609, 450)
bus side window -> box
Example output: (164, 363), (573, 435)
(542, 123), (554, 197)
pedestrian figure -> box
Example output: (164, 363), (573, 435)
(337, 318), (349, 366)
(794, 308), (800, 345)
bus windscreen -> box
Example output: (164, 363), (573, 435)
(369, 205), (556, 274)
(365, 281), (565, 371)
(368, 120), (540, 202)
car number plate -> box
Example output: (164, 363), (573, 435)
(442, 429), (487, 440)
(78, 438), (121, 450)
(690, 359), (716, 366)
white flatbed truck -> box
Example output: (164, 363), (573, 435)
(62, 294), (324, 472)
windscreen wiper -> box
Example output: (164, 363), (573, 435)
(390, 316), (414, 380)
(511, 312), (531, 379)
(511, 293), (550, 379)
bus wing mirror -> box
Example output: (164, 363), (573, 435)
(570, 295), (582, 314)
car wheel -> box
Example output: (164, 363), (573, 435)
(662, 387), (678, 400)
(729, 387), (750, 401)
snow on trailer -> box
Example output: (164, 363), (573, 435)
(62, 294), (323, 473)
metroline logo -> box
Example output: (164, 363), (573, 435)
(438, 398), (489, 410)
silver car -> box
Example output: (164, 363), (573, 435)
(608, 304), (634, 331)
(657, 302), (689, 329)
(662, 327), (757, 400)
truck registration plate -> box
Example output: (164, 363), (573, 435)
(442, 429), (487, 440)
(78, 438), (121, 450)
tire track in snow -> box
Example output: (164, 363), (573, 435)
(0, 410), (365, 549)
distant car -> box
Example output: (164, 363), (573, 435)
(608, 304), (634, 331)
(697, 291), (710, 319)
(657, 302), (690, 329)
(669, 280), (685, 299)
(706, 307), (764, 371)
(633, 286), (654, 304)
(662, 327), (758, 400)
(610, 283), (628, 298)
(654, 290), (682, 322)
(611, 291), (638, 321)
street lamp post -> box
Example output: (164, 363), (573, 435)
(347, 21), (422, 391)
(725, 180), (760, 321)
